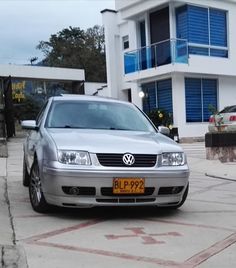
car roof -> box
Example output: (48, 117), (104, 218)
(51, 94), (131, 105)
(220, 105), (236, 113)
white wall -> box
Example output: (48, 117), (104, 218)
(84, 82), (108, 96)
(104, 0), (236, 139)
(171, 74), (208, 138)
(172, 74), (236, 138)
(218, 77), (236, 110)
(0, 64), (85, 81)
(102, 10), (120, 98)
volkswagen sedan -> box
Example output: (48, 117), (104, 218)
(21, 95), (189, 213)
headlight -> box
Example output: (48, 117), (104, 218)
(58, 150), (91, 165)
(161, 152), (185, 166)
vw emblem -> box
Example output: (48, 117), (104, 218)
(123, 153), (135, 166)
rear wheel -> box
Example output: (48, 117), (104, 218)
(29, 160), (50, 213)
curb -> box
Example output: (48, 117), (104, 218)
(0, 141), (8, 158)
(0, 245), (28, 268)
(205, 173), (236, 182)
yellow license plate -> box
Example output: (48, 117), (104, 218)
(113, 178), (145, 194)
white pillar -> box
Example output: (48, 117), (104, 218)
(172, 74), (186, 136)
(131, 82), (142, 108)
(101, 9), (119, 99)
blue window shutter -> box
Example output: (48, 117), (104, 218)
(142, 82), (156, 113)
(210, 9), (227, 47)
(185, 78), (202, 122)
(176, 5), (228, 58)
(188, 5), (209, 45)
(189, 46), (208, 55)
(202, 79), (217, 122)
(149, 85), (157, 111)
(157, 79), (173, 114)
(176, 6), (188, 39)
(210, 48), (228, 58)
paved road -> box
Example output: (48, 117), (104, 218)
(181, 142), (206, 160)
(5, 138), (236, 268)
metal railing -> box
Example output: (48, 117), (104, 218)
(124, 38), (188, 74)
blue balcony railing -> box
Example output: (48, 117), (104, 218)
(124, 38), (188, 74)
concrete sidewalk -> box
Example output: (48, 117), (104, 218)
(181, 142), (236, 182)
(0, 138), (235, 267)
(189, 156), (236, 181)
(0, 143), (27, 268)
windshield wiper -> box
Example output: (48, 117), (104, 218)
(109, 127), (130, 130)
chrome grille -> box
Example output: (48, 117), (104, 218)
(96, 154), (157, 167)
(101, 187), (155, 196)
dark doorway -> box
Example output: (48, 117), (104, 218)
(139, 20), (147, 70)
(150, 7), (171, 66)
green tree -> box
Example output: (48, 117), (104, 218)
(37, 25), (106, 82)
(147, 109), (173, 128)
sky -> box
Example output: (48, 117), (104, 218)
(0, 0), (115, 65)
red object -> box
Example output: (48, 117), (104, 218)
(209, 116), (215, 123)
(229, 115), (236, 121)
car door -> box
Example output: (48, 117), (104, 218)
(25, 101), (48, 169)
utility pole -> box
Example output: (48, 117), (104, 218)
(0, 78), (7, 157)
(0, 78), (5, 138)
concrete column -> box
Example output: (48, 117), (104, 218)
(131, 83), (142, 108)
(171, 74), (186, 135)
(101, 9), (119, 99)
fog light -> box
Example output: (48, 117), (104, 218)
(69, 187), (80, 195)
(172, 186), (182, 194)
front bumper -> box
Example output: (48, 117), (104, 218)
(41, 161), (190, 208)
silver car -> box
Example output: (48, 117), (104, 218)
(21, 95), (189, 213)
(208, 105), (236, 132)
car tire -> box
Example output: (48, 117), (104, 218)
(23, 156), (30, 187)
(29, 160), (50, 213)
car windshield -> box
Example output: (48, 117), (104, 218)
(45, 100), (156, 132)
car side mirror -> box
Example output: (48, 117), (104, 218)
(21, 120), (39, 131)
(158, 126), (170, 136)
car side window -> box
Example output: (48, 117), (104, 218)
(220, 106), (236, 113)
(36, 101), (48, 126)
(229, 106), (236, 112)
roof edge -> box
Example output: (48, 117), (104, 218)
(101, 9), (117, 14)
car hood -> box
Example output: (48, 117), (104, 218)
(47, 129), (182, 154)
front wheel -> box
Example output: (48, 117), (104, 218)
(23, 156), (30, 187)
(29, 160), (50, 213)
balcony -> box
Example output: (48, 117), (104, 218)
(124, 39), (188, 74)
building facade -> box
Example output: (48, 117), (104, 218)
(102, 0), (236, 139)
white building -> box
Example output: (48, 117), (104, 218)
(102, 0), (236, 139)
(0, 64), (107, 97)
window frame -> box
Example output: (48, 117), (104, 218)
(142, 78), (173, 114)
(185, 77), (218, 123)
(122, 35), (129, 50)
(176, 4), (228, 58)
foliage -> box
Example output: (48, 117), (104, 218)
(14, 96), (42, 122)
(208, 104), (224, 129)
(37, 25), (106, 82)
(208, 104), (218, 115)
(147, 109), (173, 129)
